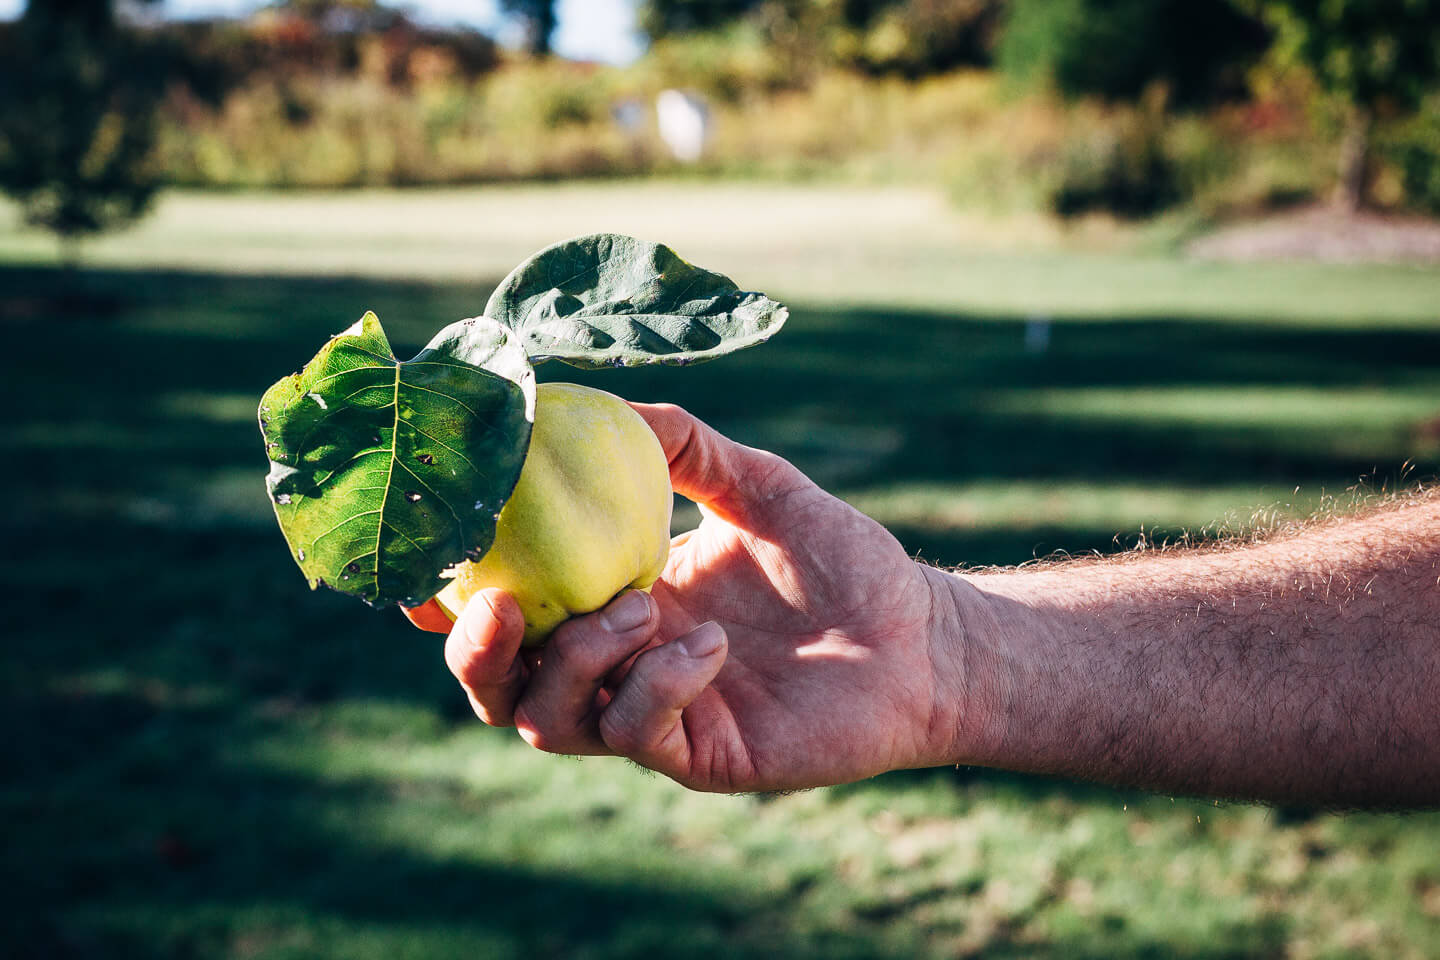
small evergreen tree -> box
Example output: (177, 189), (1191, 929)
(501, 0), (559, 57)
(0, 0), (170, 260)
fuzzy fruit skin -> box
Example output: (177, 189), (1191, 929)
(432, 382), (672, 646)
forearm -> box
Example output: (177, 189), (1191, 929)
(930, 495), (1440, 807)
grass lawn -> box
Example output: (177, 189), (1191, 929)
(5, 185), (1440, 959)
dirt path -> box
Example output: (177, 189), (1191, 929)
(1189, 205), (1440, 264)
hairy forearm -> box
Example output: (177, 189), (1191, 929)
(931, 494), (1440, 808)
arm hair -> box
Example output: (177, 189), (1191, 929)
(935, 489), (1440, 808)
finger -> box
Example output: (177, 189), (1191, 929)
(402, 597), (453, 633)
(598, 621), (728, 777)
(627, 402), (805, 522)
(514, 590), (660, 756)
(444, 589), (527, 726)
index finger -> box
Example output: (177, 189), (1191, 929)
(444, 588), (529, 726)
(627, 402), (806, 526)
(403, 598), (454, 633)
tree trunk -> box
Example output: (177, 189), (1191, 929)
(1333, 104), (1373, 214)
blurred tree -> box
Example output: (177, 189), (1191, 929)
(0, 0), (168, 260)
(997, 0), (1269, 107)
(836, 0), (1001, 76)
(640, 0), (765, 37)
(1248, 0), (1440, 211)
(641, 0), (1000, 75)
(501, 0), (558, 57)
(1383, 97), (1440, 215)
(280, 0), (381, 16)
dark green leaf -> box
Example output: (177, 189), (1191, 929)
(259, 312), (535, 608)
(485, 234), (788, 369)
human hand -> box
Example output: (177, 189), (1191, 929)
(429, 403), (966, 792)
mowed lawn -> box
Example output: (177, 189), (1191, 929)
(5, 185), (1440, 960)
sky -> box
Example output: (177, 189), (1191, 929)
(0, 0), (646, 64)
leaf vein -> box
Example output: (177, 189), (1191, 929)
(309, 510), (382, 548)
(401, 419), (484, 477)
(403, 381), (481, 418)
(394, 459), (463, 525)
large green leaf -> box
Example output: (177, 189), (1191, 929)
(259, 312), (535, 608)
(485, 234), (789, 369)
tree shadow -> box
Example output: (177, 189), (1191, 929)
(7, 684), (912, 960)
(7, 263), (1440, 958)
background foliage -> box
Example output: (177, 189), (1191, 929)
(4, 0), (1439, 231)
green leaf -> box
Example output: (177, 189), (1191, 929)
(259, 311), (535, 608)
(485, 234), (789, 369)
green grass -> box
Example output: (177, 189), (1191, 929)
(5, 185), (1440, 323)
(5, 185), (1440, 959)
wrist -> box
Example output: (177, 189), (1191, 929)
(915, 564), (1014, 770)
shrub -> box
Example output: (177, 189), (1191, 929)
(1381, 100), (1440, 215)
(998, 0), (1268, 107)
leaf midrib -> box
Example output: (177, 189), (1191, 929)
(374, 361), (400, 595)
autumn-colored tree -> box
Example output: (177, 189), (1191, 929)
(1250, 0), (1440, 210)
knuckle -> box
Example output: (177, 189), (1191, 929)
(444, 634), (481, 683)
(598, 709), (644, 757)
(513, 708), (559, 753)
(513, 705), (584, 755)
(517, 727), (555, 753)
(631, 647), (689, 702)
(474, 701), (513, 727)
(544, 620), (604, 674)
(597, 650), (680, 757)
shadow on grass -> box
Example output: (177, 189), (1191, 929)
(5, 692), (886, 960)
(5, 264), (1439, 958)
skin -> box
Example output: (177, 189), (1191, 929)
(438, 402), (1440, 807)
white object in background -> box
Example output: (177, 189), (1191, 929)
(656, 89), (710, 163)
(1024, 314), (1052, 354)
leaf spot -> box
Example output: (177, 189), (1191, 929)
(274, 492), (292, 505)
(416, 453), (435, 465)
(405, 491), (422, 503)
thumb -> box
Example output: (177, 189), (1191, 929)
(628, 402), (808, 527)
(598, 621), (728, 778)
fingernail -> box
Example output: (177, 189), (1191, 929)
(464, 598), (490, 644)
(679, 621), (725, 658)
(599, 591), (651, 634)
(463, 592), (501, 644)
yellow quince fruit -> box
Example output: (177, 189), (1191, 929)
(433, 382), (672, 645)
